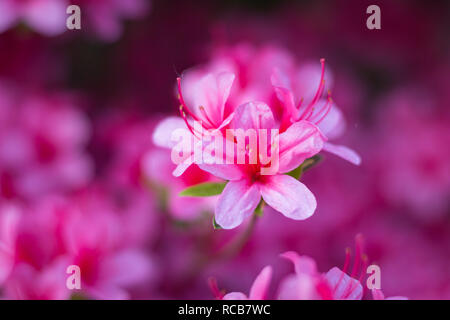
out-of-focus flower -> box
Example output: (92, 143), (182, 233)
(72, 0), (150, 41)
(0, 84), (92, 202)
(0, 0), (150, 41)
(0, 0), (68, 36)
(0, 190), (156, 300)
(278, 250), (364, 300)
(373, 89), (450, 221)
(143, 148), (217, 220)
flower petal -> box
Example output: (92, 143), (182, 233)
(315, 102), (346, 139)
(215, 180), (261, 229)
(223, 292), (248, 300)
(280, 252), (318, 276)
(232, 102), (275, 131)
(259, 175), (316, 220)
(182, 72), (235, 126)
(325, 267), (363, 300)
(249, 266), (273, 300)
(153, 117), (188, 148)
(323, 142), (361, 165)
(278, 121), (325, 173)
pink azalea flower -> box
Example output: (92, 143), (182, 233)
(278, 236), (368, 300)
(272, 59), (361, 165)
(0, 0), (68, 36)
(153, 71), (236, 176)
(277, 252), (333, 300)
(199, 102), (324, 229)
(221, 266), (273, 300)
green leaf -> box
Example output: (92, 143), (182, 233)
(213, 216), (222, 229)
(179, 182), (227, 197)
(286, 155), (322, 180)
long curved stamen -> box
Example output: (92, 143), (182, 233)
(310, 91), (333, 124)
(199, 106), (215, 129)
(335, 247), (351, 293)
(298, 58), (326, 120)
(341, 235), (366, 299)
(351, 234), (364, 277)
(179, 106), (200, 139)
(208, 277), (224, 300)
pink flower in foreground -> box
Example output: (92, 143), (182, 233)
(0, 0), (68, 36)
(199, 102), (324, 229)
(153, 72), (236, 176)
(221, 266), (273, 300)
(272, 59), (361, 165)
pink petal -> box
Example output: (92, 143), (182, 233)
(0, 0), (18, 33)
(277, 273), (320, 300)
(23, 0), (68, 36)
(315, 102), (346, 139)
(182, 72), (235, 126)
(280, 252), (318, 276)
(323, 142), (361, 165)
(278, 121), (325, 173)
(249, 266), (272, 300)
(215, 180), (261, 229)
(325, 267), (363, 300)
(371, 288), (385, 300)
(198, 163), (243, 181)
(223, 292), (248, 300)
(153, 117), (188, 149)
(259, 175), (316, 221)
(231, 102), (275, 131)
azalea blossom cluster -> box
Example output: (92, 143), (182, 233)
(154, 45), (360, 229)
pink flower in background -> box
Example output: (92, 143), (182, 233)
(63, 193), (155, 300)
(143, 148), (217, 220)
(72, 0), (150, 41)
(373, 89), (450, 221)
(0, 191), (156, 300)
(0, 84), (92, 201)
(0, 0), (68, 36)
(222, 266), (272, 300)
